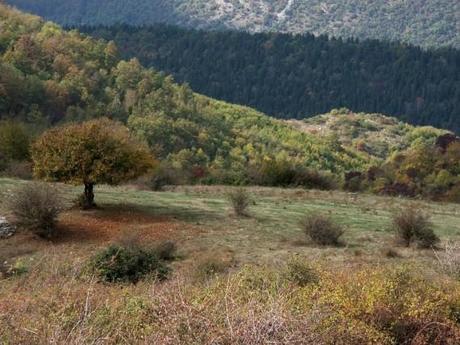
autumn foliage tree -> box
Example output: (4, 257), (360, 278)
(31, 118), (155, 209)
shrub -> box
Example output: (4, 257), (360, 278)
(90, 244), (170, 283)
(293, 169), (337, 190)
(148, 163), (178, 191)
(227, 188), (251, 216)
(383, 248), (401, 258)
(285, 258), (318, 287)
(301, 214), (344, 246)
(154, 240), (177, 261)
(433, 241), (460, 279)
(73, 193), (89, 209)
(7, 183), (62, 238)
(0, 120), (30, 162)
(0, 258), (7, 279)
(415, 223), (440, 248)
(344, 171), (365, 192)
(194, 256), (230, 282)
(444, 184), (460, 203)
(392, 207), (439, 248)
(3, 161), (33, 179)
(251, 161), (336, 190)
(0, 258), (28, 279)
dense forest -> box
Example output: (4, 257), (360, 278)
(6, 0), (459, 49)
(81, 25), (460, 132)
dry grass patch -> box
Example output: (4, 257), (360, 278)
(57, 207), (201, 245)
(1, 259), (459, 344)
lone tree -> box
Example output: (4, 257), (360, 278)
(32, 118), (155, 209)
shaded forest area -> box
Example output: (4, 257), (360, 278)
(81, 25), (460, 132)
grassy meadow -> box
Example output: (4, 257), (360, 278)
(1, 178), (460, 344)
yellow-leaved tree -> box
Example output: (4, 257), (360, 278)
(32, 118), (155, 209)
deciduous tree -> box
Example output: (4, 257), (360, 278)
(32, 118), (155, 208)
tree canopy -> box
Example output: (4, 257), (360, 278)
(31, 118), (155, 207)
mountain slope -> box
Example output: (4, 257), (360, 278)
(1, 4), (459, 200)
(0, 3), (369, 185)
(6, 0), (460, 48)
(290, 108), (447, 160)
(81, 25), (460, 132)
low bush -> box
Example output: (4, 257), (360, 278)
(0, 258), (7, 279)
(0, 258), (28, 279)
(383, 247), (401, 258)
(285, 257), (318, 287)
(415, 223), (441, 248)
(0, 120), (30, 162)
(434, 241), (460, 280)
(251, 161), (336, 190)
(7, 183), (62, 238)
(90, 244), (170, 283)
(227, 188), (251, 216)
(194, 256), (230, 282)
(294, 168), (337, 190)
(392, 207), (439, 248)
(154, 240), (177, 261)
(301, 214), (345, 246)
(73, 193), (89, 209)
(2, 161), (33, 179)
(149, 171), (174, 191)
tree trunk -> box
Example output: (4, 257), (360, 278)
(83, 183), (96, 209)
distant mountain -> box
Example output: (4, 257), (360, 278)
(82, 25), (460, 132)
(6, 0), (460, 49)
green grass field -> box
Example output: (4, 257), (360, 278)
(1, 178), (459, 269)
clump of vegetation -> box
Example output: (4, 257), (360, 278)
(434, 241), (460, 280)
(2, 161), (33, 180)
(0, 258), (28, 279)
(7, 183), (62, 238)
(392, 207), (439, 248)
(0, 257), (8, 279)
(285, 257), (318, 287)
(0, 120), (30, 164)
(227, 188), (251, 217)
(90, 244), (170, 283)
(383, 247), (401, 258)
(194, 256), (231, 282)
(154, 240), (177, 261)
(301, 214), (345, 246)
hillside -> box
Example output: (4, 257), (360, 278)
(1, 4), (459, 201)
(6, 0), (460, 49)
(292, 108), (447, 160)
(0, 3), (369, 185)
(81, 24), (460, 132)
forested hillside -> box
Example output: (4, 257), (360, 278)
(0, 4), (368, 187)
(1, 4), (459, 201)
(6, 0), (459, 49)
(82, 25), (460, 132)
